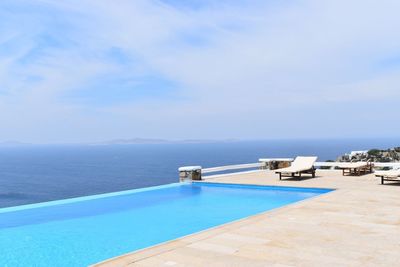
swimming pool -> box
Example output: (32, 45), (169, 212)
(0, 182), (332, 266)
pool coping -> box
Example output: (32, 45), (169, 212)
(0, 182), (185, 214)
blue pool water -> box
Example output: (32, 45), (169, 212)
(0, 182), (332, 267)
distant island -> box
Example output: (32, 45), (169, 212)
(0, 138), (240, 146)
(90, 138), (239, 145)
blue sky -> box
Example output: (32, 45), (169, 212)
(0, 0), (400, 143)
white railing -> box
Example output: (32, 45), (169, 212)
(202, 158), (299, 174)
(373, 162), (400, 168)
(179, 159), (400, 181)
(202, 161), (400, 173)
(314, 162), (342, 168)
(314, 162), (400, 168)
(202, 163), (263, 174)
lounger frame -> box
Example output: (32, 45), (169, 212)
(376, 175), (400, 185)
(340, 163), (373, 176)
(276, 167), (316, 180)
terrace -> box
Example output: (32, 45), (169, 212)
(94, 168), (400, 267)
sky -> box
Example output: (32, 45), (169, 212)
(0, 0), (400, 143)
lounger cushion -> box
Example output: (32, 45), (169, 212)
(374, 170), (400, 178)
(276, 156), (317, 173)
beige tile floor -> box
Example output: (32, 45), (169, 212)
(93, 170), (400, 267)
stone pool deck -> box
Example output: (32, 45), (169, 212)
(94, 170), (400, 267)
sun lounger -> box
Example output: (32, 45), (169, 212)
(337, 161), (373, 176)
(275, 156), (317, 180)
(375, 168), (400, 184)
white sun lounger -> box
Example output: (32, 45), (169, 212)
(337, 161), (373, 176)
(275, 156), (317, 180)
(375, 168), (400, 184)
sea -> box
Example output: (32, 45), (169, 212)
(0, 138), (399, 208)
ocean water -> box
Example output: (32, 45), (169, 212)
(0, 138), (398, 208)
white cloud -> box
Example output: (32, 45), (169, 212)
(0, 0), (400, 142)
